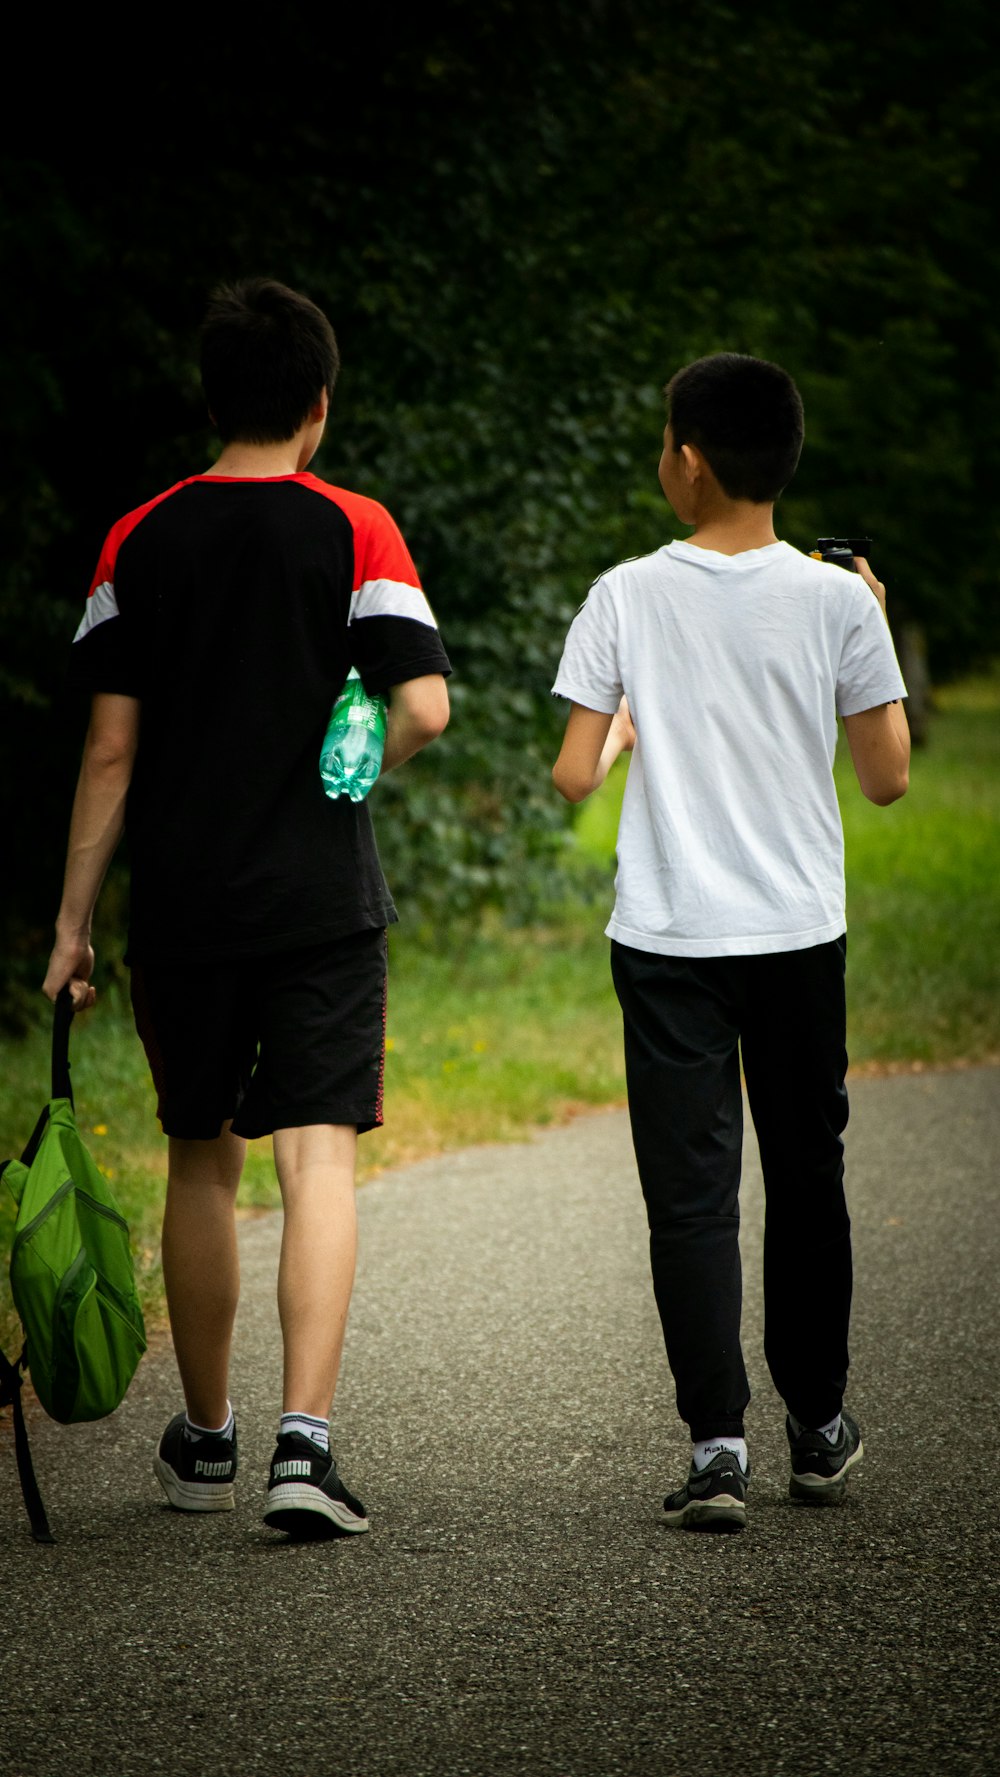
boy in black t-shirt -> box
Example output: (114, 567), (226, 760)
(43, 278), (451, 1537)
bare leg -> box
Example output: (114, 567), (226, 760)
(161, 1124), (245, 1428)
(273, 1124), (358, 1419)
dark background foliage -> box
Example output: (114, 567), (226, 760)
(1, 0), (997, 1020)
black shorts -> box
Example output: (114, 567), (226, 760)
(130, 930), (388, 1141)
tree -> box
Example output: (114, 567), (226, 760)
(1, 1), (997, 1019)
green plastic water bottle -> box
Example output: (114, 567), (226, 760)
(319, 669), (387, 801)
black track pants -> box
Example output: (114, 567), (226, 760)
(610, 937), (852, 1442)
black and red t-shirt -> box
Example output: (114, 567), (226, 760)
(70, 473), (451, 962)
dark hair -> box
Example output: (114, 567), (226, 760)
(665, 353), (804, 502)
(200, 277), (340, 444)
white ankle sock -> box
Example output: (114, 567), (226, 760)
(280, 1412), (330, 1452)
(184, 1402), (234, 1441)
(692, 1436), (748, 1473)
(790, 1412), (842, 1444)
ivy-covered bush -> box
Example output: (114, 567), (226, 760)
(1, 0), (997, 1013)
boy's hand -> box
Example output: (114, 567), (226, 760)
(42, 932), (96, 1008)
(854, 557), (888, 621)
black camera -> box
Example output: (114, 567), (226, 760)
(811, 536), (873, 572)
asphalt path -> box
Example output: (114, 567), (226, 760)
(2, 1066), (999, 1777)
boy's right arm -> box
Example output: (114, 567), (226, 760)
(42, 692), (141, 1007)
(552, 697), (635, 803)
(841, 557), (911, 806)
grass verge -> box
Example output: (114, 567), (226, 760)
(576, 665), (1000, 1067)
(2, 667), (997, 1350)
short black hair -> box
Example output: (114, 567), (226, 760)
(200, 277), (340, 444)
(665, 353), (804, 503)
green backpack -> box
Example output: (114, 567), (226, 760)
(1, 991), (147, 1540)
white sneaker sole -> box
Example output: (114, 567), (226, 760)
(789, 1437), (864, 1502)
(663, 1493), (746, 1532)
(263, 1482), (369, 1536)
(153, 1455), (236, 1512)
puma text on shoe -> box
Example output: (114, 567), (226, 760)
(263, 1431), (368, 1539)
(154, 1411), (237, 1512)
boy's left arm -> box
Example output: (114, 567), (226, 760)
(381, 673), (450, 773)
(42, 693), (141, 1007)
(839, 557), (911, 806)
(552, 697), (635, 803)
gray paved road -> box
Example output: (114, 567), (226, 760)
(2, 1067), (999, 1777)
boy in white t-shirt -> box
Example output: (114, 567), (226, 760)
(552, 353), (909, 1532)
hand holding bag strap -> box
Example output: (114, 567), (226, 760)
(52, 987), (75, 1108)
(20, 986), (76, 1167)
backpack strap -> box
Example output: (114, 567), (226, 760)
(52, 987), (75, 1108)
(0, 991), (76, 1541)
(0, 1346), (55, 1543)
(13, 1104), (51, 1175)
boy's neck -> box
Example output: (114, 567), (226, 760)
(204, 439), (311, 479)
(203, 404), (326, 479)
(685, 501), (779, 556)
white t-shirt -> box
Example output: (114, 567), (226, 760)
(552, 539), (907, 958)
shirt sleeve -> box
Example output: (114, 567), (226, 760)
(348, 502), (451, 695)
(68, 526), (143, 698)
(836, 581), (908, 716)
(551, 575), (623, 714)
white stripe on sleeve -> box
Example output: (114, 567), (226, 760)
(73, 580), (119, 642)
(348, 578), (438, 629)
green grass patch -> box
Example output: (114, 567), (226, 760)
(2, 668), (996, 1350)
(574, 665), (1000, 1067)
(0, 919), (627, 1351)
(835, 670), (1000, 1063)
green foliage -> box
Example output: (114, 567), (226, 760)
(1, 3), (998, 984)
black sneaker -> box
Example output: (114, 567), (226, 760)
(663, 1448), (749, 1533)
(263, 1432), (369, 1538)
(153, 1411), (238, 1512)
(787, 1411), (863, 1504)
